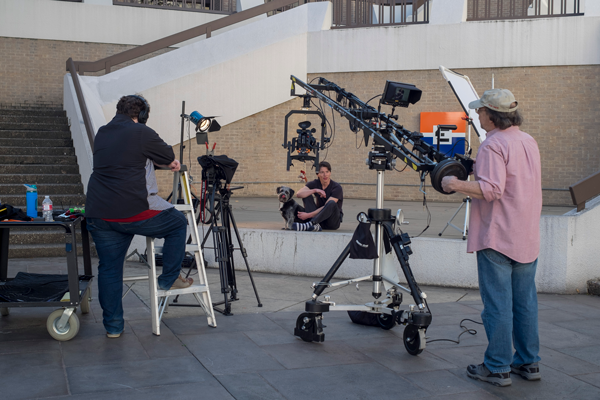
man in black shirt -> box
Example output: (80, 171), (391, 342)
(293, 161), (343, 231)
(86, 95), (190, 338)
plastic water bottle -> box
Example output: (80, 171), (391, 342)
(43, 196), (53, 222)
(24, 184), (38, 218)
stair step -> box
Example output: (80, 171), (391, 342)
(0, 174), (82, 184)
(0, 109), (65, 117)
(0, 183), (84, 195)
(0, 164), (80, 174)
(8, 243), (95, 259)
(0, 194), (86, 208)
(0, 147), (75, 156)
(0, 138), (73, 148)
(9, 230), (90, 245)
(0, 123), (69, 131)
(0, 155), (78, 165)
(0, 130), (72, 139)
(0, 116), (68, 125)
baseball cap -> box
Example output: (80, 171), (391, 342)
(469, 89), (518, 113)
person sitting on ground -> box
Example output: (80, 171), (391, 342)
(293, 161), (343, 232)
(85, 94), (192, 339)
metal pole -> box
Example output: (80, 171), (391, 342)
(372, 170), (385, 299)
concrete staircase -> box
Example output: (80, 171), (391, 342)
(0, 107), (89, 258)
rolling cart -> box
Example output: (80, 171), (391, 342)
(0, 217), (93, 341)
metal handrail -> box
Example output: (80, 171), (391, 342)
(66, 58), (95, 147)
(468, 0), (582, 21)
(65, 0), (305, 147)
(569, 171), (600, 212)
(113, 0), (235, 14)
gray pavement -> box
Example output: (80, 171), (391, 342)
(2, 254), (600, 400)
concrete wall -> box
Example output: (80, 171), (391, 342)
(203, 197), (600, 294)
(0, 0), (224, 47)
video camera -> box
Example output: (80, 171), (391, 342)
(198, 155), (238, 188)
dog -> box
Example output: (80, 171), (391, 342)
(276, 186), (305, 230)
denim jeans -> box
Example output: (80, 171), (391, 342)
(86, 208), (187, 334)
(477, 248), (540, 373)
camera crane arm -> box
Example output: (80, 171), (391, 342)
(291, 76), (437, 173)
(290, 75), (472, 194)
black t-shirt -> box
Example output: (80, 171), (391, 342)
(86, 114), (175, 219)
(306, 179), (343, 213)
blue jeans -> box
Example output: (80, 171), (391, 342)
(86, 208), (187, 334)
(477, 248), (540, 373)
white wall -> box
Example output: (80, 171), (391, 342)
(0, 0), (224, 47)
(205, 197), (599, 294)
(74, 2), (332, 147)
(308, 14), (600, 73)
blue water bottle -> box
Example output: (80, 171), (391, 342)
(24, 184), (38, 218)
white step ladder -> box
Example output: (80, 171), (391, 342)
(143, 166), (216, 335)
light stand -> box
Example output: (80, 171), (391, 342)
(438, 113), (473, 240)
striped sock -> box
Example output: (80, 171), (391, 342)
(292, 221), (313, 231)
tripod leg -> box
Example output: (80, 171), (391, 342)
(382, 222), (425, 307)
(213, 225), (232, 315)
(438, 201), (465, 236)
(462, 197), (471, 240)
(227, 205), (263, 306)
(312, 242), (352, 298)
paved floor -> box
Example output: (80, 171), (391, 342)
(227, 197), (572, 238)
(2, 256), (600, 400)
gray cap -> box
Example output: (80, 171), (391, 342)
(469, 89), (518, 113)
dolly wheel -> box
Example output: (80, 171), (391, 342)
(80, 287), (92, 314)
(46, 309), (80, 341)
(403, 324), (423, 356)
(0, 307), (9, 316)
(377, 312), (396, 330)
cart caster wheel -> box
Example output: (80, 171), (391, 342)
(377, 311), (396, 330)
(0, 307), (9, 316)
(47, 309), (80, 341)
(294, 312), (325, 342)
(403, 324), (423, 356)
(80, 287), (92, 314)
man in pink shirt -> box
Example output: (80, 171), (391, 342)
(442, 89), (542, 387)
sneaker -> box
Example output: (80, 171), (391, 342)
(106, 332), (122, 338)
(467, 363), (512, 387)
(170, 276), (193, 290)
(292, 221), (313, 231)
(511, 362), (541, 381)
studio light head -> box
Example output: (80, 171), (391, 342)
(189, 111), (221, 133)
(381, 81), (422, 107)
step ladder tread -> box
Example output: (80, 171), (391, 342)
(156, 284), (210, 296)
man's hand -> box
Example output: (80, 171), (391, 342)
(441, 175), (484, 199)
(297, 211), (311, 220)
(169, 160), (181, 172)
(441, 176), (458, 193)
(314, 189), (326, 198)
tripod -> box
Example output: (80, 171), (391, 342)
(198, 183), (262, 315)
(294, 143), (432, 356)
(439, 113), (474, 240)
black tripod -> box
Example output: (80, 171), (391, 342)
(197, 183), (262, 315)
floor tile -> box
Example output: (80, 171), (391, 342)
(261, 362), (429, 400)
(179, 331), (285, 374)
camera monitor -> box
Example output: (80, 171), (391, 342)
(381, 81), (422, 107)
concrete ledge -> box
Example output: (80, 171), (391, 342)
(201, 197), (600, 294)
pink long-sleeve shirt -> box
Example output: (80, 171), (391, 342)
(467, 126), (542, 263)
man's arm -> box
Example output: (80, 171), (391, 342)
(153, 159), (181, 172)
(296, 185), (326, 199)
(441, 176), (484, 200)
